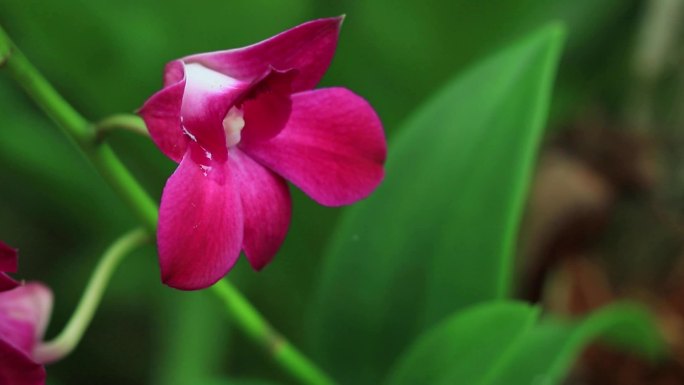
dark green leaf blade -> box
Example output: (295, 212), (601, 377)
(309, 24), (565, 384)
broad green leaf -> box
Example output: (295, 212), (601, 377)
(385, 301), (539, 385)
(308, 24), (565, 384)
(484, 303), (664, 385)
(386, 303), (663, 385)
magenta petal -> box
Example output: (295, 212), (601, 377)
(0, 241), (17, 273)
(0, 275), (18, 293)
(0, 241), (18, 292)
(184, 17), (342, 92)
(0, 283), (52, 356)
(240, 69), (295, 144)
(241, 88), (386, 206)
(232, 150), (291, 270)
(157, 147), (244, 290)
(139, 61), (188, 163)
(0, 339), (45, 385)
(163, 60), (185, 87)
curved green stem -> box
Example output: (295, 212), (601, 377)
(0, 25), (157, 233)
(0, 23), (335, 385)
(34, 228), (149, 363)
(95, 113), (149, 142)
(213, 281), (335, 385)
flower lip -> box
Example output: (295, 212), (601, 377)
(181, 63), (297, 159)
(178, 62), (250, 162)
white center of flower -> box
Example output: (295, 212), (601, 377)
(181, 62), (243, 120)
(223, 106), (245, 147)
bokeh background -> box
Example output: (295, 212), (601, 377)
(1, 0), (683, 384)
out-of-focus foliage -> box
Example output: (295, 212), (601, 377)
(0, 0), (649, 384)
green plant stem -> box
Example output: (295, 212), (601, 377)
(34, 228), (149, 363)
(0, 26), (157, 233)
(0, 24), (335, 385)
(213, 281), (335, 385)
(95, 113), (150, 141)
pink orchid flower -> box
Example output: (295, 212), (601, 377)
(140, 17), (387, 290)
(0, 242), (52, 385)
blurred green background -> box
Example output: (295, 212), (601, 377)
(1, 0), (679, 384)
